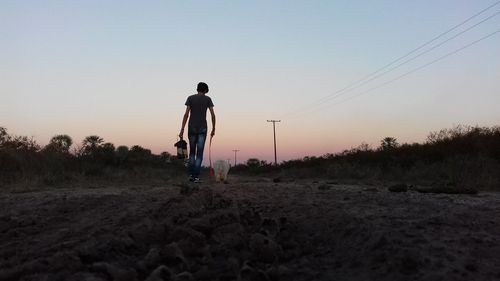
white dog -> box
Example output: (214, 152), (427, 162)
(212, 160), (230, 183)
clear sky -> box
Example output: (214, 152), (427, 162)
(1, 0), (499, 164)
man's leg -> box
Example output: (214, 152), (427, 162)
(192, 128), (207, 178)
(188, 132), (198, 179)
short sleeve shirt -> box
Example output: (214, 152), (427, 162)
(185, 94), (214, 129)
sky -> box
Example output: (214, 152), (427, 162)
(1, 0), (499, 164)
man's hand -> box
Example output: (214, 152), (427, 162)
(179, 129), (184, 139)
(211, 128), (215, 137)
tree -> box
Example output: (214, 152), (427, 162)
(246, 158), (261, 168)
(102, 142), (115, 153)
(115, 146), (129, 165)
(380, 137), (398, 151)
(10, 135), (40, 152)
(0, 127), (10, 146)
(356, 142), (372, 152)
(128, 145), (152, 164)
(160, 151), (172, 163)
(100, 142), (116, 164)
(46, 134), (73, 153)
(81, 135), (104, 156)
(0, 128), (39, 151)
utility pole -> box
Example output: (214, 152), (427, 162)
(267, 120), (281, 165)
(232, 149), (240, 166)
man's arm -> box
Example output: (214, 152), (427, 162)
(179, 106), (190, 138)
(209, 106), (216, 137)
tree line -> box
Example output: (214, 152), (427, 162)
(0, 127), (181, 185)
(2, 125), (499, 189)
(233, 125), (500, 189)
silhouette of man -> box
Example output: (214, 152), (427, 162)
(179, 82), (216, 183)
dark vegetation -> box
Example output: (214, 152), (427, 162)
(0, 127), (183, 187)
(1, 125), (499, 190)
(233, 125), (500, 190)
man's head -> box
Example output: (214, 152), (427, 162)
(197, 82), (209, 94)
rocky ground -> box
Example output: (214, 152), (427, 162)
(1, 176), (500, 281)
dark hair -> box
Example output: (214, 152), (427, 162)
(197, 82), (209, 93)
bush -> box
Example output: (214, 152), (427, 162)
(233, 125), (500, 190)
(2, 125), (499, 189)
(0, 128), (182, 186)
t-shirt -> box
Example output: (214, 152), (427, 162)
(185, 94), (214, 129)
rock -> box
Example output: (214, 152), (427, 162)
(192, 266), (212, 281)
(145, 265), (172, 281)
(170, 227), (206, 247)
(143, 247), (162, 269)
(208, 209), (241, 227)
(415, 185), (478, 194)
(318, 184), (331, 190)
(398, 250), (422, 275)
(128, 219), (156, 244)
(388, 184), (408, 192)
(161, 243), (188, 271)
(175, 271), (194, 281)
(209, 194), (233, 209)
(211, 223), (246, 249)
(180, 184), (198, 195)
(278, 265), (293, 277)
(238, 261), (270, 281)
(208, 255), (239, 279)
(266, 264), (292, 280)
(465, 262), (478, 272)
(260, 217), (279, 237)
(47, 250), (83, 271)
(240, 208), (262, 229)
(187, 217), (213, 236)
(265, 265), (279, 281)
(249, 233), (280, 263)
(76, 239), (101, 264)
(0, 260), (46, 281)
(170, 226), (207, 257)
(91, 262), (137, 281)
(71, 272), (108, 281)
(370, 235), (388, 250)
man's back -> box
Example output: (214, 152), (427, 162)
(185, 94), (214, 129)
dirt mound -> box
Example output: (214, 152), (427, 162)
(0, 186), (294, 281)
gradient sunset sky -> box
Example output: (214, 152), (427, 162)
(2, 1), (499, 164)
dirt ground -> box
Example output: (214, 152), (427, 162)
(1, 176), (500, 281)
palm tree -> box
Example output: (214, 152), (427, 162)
(380, 137), (399, 151)
(81, 135), (104, 156)
(48, 134), (73, 153)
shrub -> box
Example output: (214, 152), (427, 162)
(0, 128), (183, 185)
(234, 125), (500, 190)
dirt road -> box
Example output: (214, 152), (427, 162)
(1, 177), (499, 280)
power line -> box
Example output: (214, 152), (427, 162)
(280, 1), (500, 119)
(286, 10), (500, 119)
(307, 28), (500, 114)
(337, 11), (500, 97)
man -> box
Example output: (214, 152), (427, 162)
(179, 82), (216, 183)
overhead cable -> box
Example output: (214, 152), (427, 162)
(280, 1), (500, 118)
(293, 28), (500, 118)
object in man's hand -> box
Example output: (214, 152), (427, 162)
(174, 139), (188, 159)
